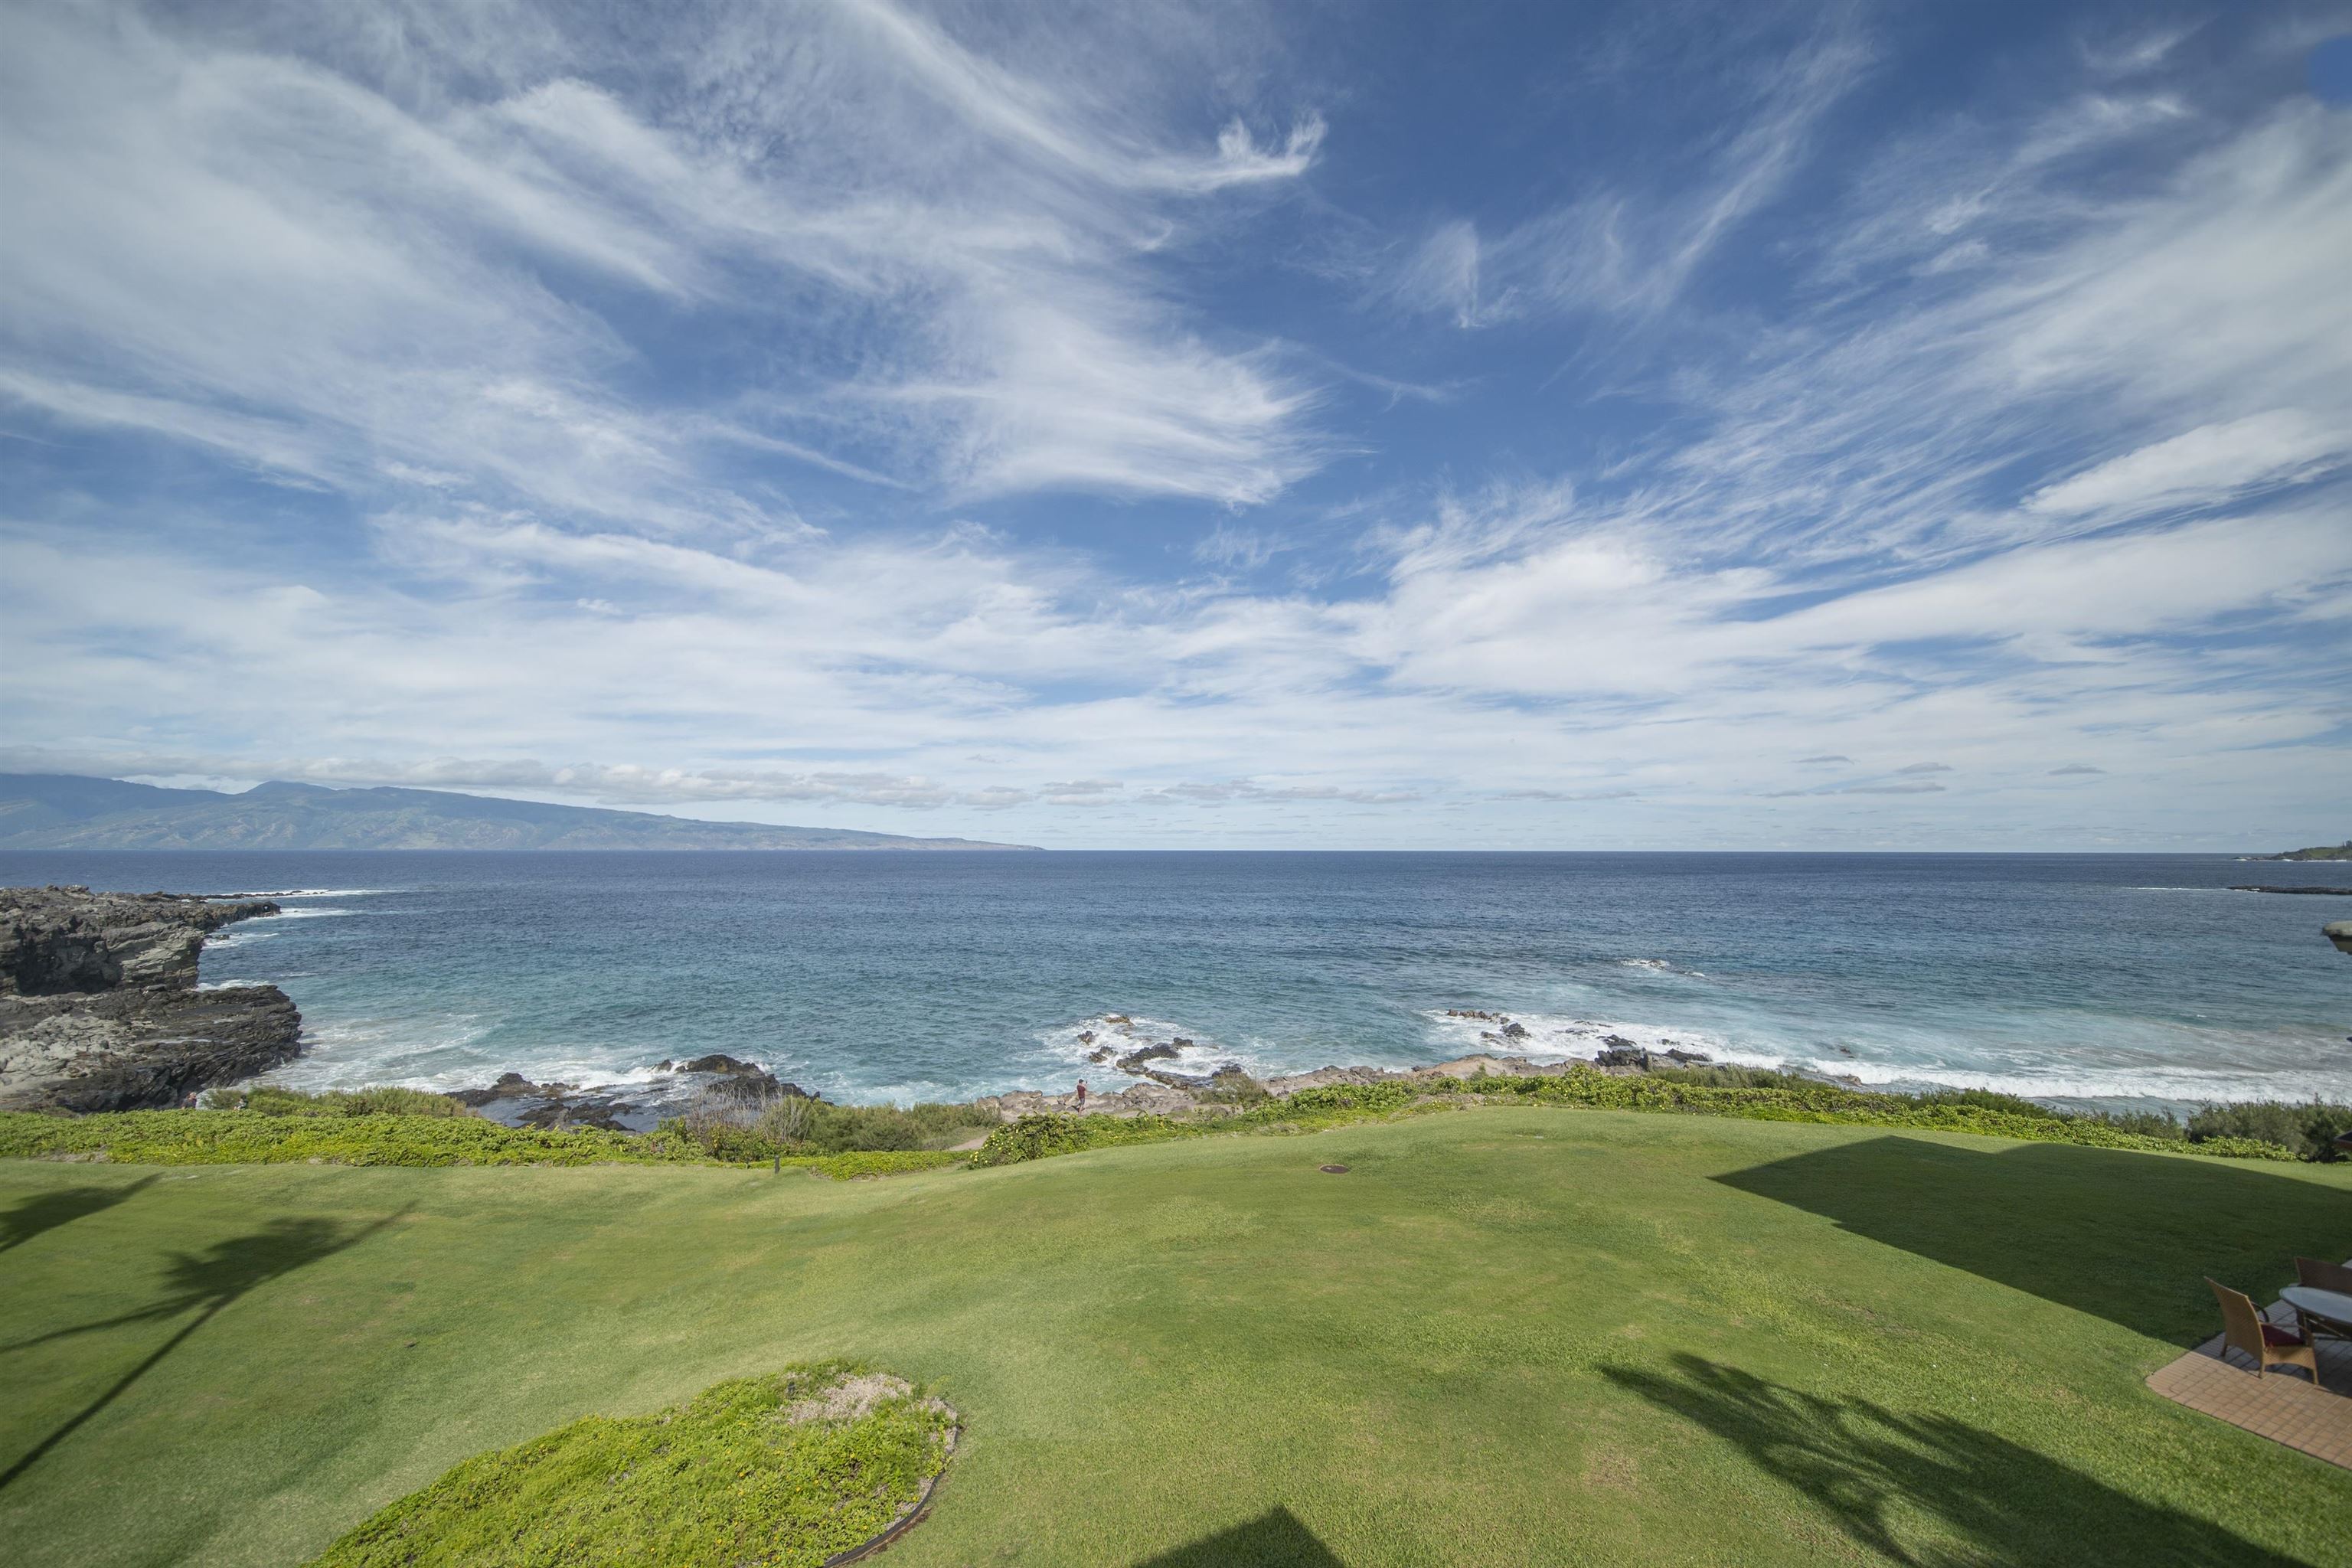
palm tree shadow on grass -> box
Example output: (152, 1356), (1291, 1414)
(1604, 1356), (2303, 1567)
(0, 1176), (161, 1253)
(1132, 1507), (1344, 1566)
(1, 1208), (409, 1491)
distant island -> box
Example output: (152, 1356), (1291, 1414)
(2245, 841), (2352, 861)
(0, 773), (1033, 851)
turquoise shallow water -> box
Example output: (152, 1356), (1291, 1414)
(4, 850), (2346, 1112)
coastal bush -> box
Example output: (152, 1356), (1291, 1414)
(2186, 1100), (2352, 1161)
(0, 1110), (971, 1176)
(2087, 1107), (2187, 1140)
(756, 1091), (813, 1146)
(1282, 1081), (1416, 1115)
(202, 1085), (474, 1118)
(0, 1109), (666, 1167)
(309, 1361), (956, 1568)
(1194, 1069), (1272, 1106)
(1912, 1087), (2065, 1120)
(664, 1099), (1000, 1160)
(1642, 1064), (1816, 1091)
(969, 1113), (1197, 1168)
(801, 1100), (1001, 1153)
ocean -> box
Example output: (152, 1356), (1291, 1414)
(5, 850), (2346, 1113)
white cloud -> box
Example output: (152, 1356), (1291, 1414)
(1385, 21), (1873, 325)
(0, 0), (1328, 516)
(1388, 220), (1485, 327)
(2026, 410), (2347, 518)
(3, 5), (2347, 849)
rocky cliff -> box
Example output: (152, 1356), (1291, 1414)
(0, 886), (303, 1112)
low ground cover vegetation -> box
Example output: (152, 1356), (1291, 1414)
(201, 1086), (475, 1118)
(0, 1109), (962, 1178)
(309, 1362), (955, 1568)
(8, 1067), (2341, 1174)
(681, 1095), (1000, 1160)
(971, 1068), (2330, 1168)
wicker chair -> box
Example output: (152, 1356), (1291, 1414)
(2207, 1279), (2318, 1381)
(2293, 1258), (2352, 1341)
(2295, 1256), (2352, 1293)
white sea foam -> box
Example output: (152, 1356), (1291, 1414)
(1414, 1004), (2350, 1105)
(1616, 957), (1707, 978)
(1034, 1013), (1269, 1085)
(259, 906), (354, 920)
(225, 887), (397, 899)
(1779, 1054), (2352, 1109)
(1420, 1008), (1736, 1063)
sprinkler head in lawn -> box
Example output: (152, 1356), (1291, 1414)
(1319, 1165), (1350, 1174)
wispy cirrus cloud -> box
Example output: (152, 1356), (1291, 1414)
(0, 0), (1328, 518)
(2, 3), (2345, 849)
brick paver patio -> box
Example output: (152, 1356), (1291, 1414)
(2147, 1285), (2352, 1469)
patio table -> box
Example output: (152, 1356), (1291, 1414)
(2281, 1285), (2352, 1338)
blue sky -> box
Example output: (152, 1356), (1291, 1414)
(2, 0), (2347, 848)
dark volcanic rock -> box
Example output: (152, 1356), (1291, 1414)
(455, 1057), (809, 1131)
(1, 885), (302, 1112)
(1115, 1043), (1182, 1075)
(678, 1052), (763, 1076)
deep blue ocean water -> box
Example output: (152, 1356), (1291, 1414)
(5, 850), (2347, 1112)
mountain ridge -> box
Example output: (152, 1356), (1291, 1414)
(0, 774), (1037, 851)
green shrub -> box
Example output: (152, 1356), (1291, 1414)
(799, 1100), (999, 1154)
(1642, 1064), (1817, 1091)
(661, 1099), (999, 1161)
(1282, 1081), (1416, 1115)
(1194, 1069), (1272, 1107)
(0, 1110), (972, 1177)
(1913, 1087), (2066, 1121)
(2186, 1100), (2352, 1161)
(0, 1109), (671, 1167)
(310, 1361), (956, 1568)
(2088, 1108), (2185, 1140)
(202, 1085), (473, 1118)
(969, 1114), (1197, 1168)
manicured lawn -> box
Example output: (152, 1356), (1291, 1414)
(2, 1108), (2347, 1566)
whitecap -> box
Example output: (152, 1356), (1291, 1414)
(1787, 1054), (2352, 1109)
(1034, 1013), (1270, 1083)
(1615, 957), (1707, 978)
(1419, 1008), (1740, 1064)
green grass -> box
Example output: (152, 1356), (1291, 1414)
(2, 1108), (2347, 1566)
(311, 1362), (954, 1567)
